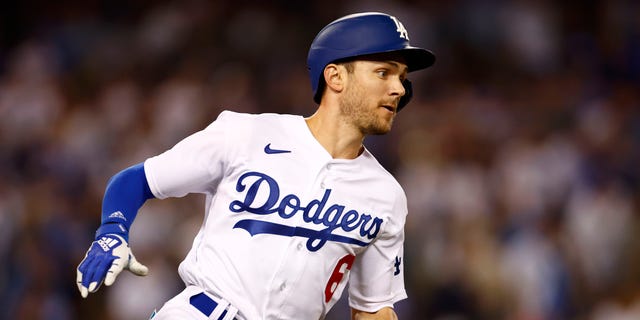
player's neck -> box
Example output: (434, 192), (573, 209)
(305, 108), (365, 160)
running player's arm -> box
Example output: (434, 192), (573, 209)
(349, 186), (407, 320)
(351, 307), (398, 320)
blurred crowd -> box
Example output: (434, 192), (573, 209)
(1, 0), (639, 319)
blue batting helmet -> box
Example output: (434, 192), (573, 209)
(307, 12), (435, 110)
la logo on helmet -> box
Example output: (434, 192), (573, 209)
(390, 16), (409, 40)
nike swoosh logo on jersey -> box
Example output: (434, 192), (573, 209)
(264, 143), (291, 154)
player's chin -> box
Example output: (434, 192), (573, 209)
(365, 120), (394, 135)
(380, 123), (394, 134)
(380, 110), (396, 130)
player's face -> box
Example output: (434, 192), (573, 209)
(338, 58), (408, 135)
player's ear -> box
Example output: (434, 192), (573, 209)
(323, 63), (345, 94)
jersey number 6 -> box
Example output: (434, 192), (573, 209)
(324, 254), (356, 303)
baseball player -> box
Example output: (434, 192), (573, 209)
(76, 12), (435, 320)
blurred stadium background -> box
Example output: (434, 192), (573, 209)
(1, 1), (639, 319)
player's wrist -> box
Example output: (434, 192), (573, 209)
(95, 222), (129, 241)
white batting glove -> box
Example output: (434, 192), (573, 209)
(76, 234), (149, 298)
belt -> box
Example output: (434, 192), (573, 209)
(189, 292), (237, 320)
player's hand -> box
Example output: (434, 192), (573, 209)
(76, 234), (149, 298)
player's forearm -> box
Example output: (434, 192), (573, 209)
(95, 162), (155, 241)
(351, 307), (399, 320)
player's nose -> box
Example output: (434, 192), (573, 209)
(390, 77), (406, 98)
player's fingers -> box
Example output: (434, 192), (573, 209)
(77, 253), (91, 273)
(127, 253), (149, 276)
(128, 261), (149, 276)
(76, 269), (89, 298)
(78, 254), (97, 288)
(86, 255), (115, 292)
(104, 271), (118, 287)
(88, 280), (103, 293)
(104, 256), (126, 286)
(79, 285), (88, 298)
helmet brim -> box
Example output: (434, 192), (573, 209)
(400, 47), (436, 72)
(332, 47), (435, 73)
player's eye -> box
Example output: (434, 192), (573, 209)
(376, 70), (388, 78)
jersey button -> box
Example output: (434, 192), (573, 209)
(279, 282), (287, 291)
(297, 243), (303, 250)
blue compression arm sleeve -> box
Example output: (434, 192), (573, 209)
(95, 162), (155, 241)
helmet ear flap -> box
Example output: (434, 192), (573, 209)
(397, 79), (413, 112)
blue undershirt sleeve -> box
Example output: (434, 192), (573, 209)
(95, 162), (155, 241)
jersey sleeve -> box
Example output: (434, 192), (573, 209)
(144, 110), (235, 199)
(347, 191), (408, 312)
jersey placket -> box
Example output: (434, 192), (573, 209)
(264, 160), (336, 318)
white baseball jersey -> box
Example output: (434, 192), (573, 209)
(144, 110), (408, 319)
